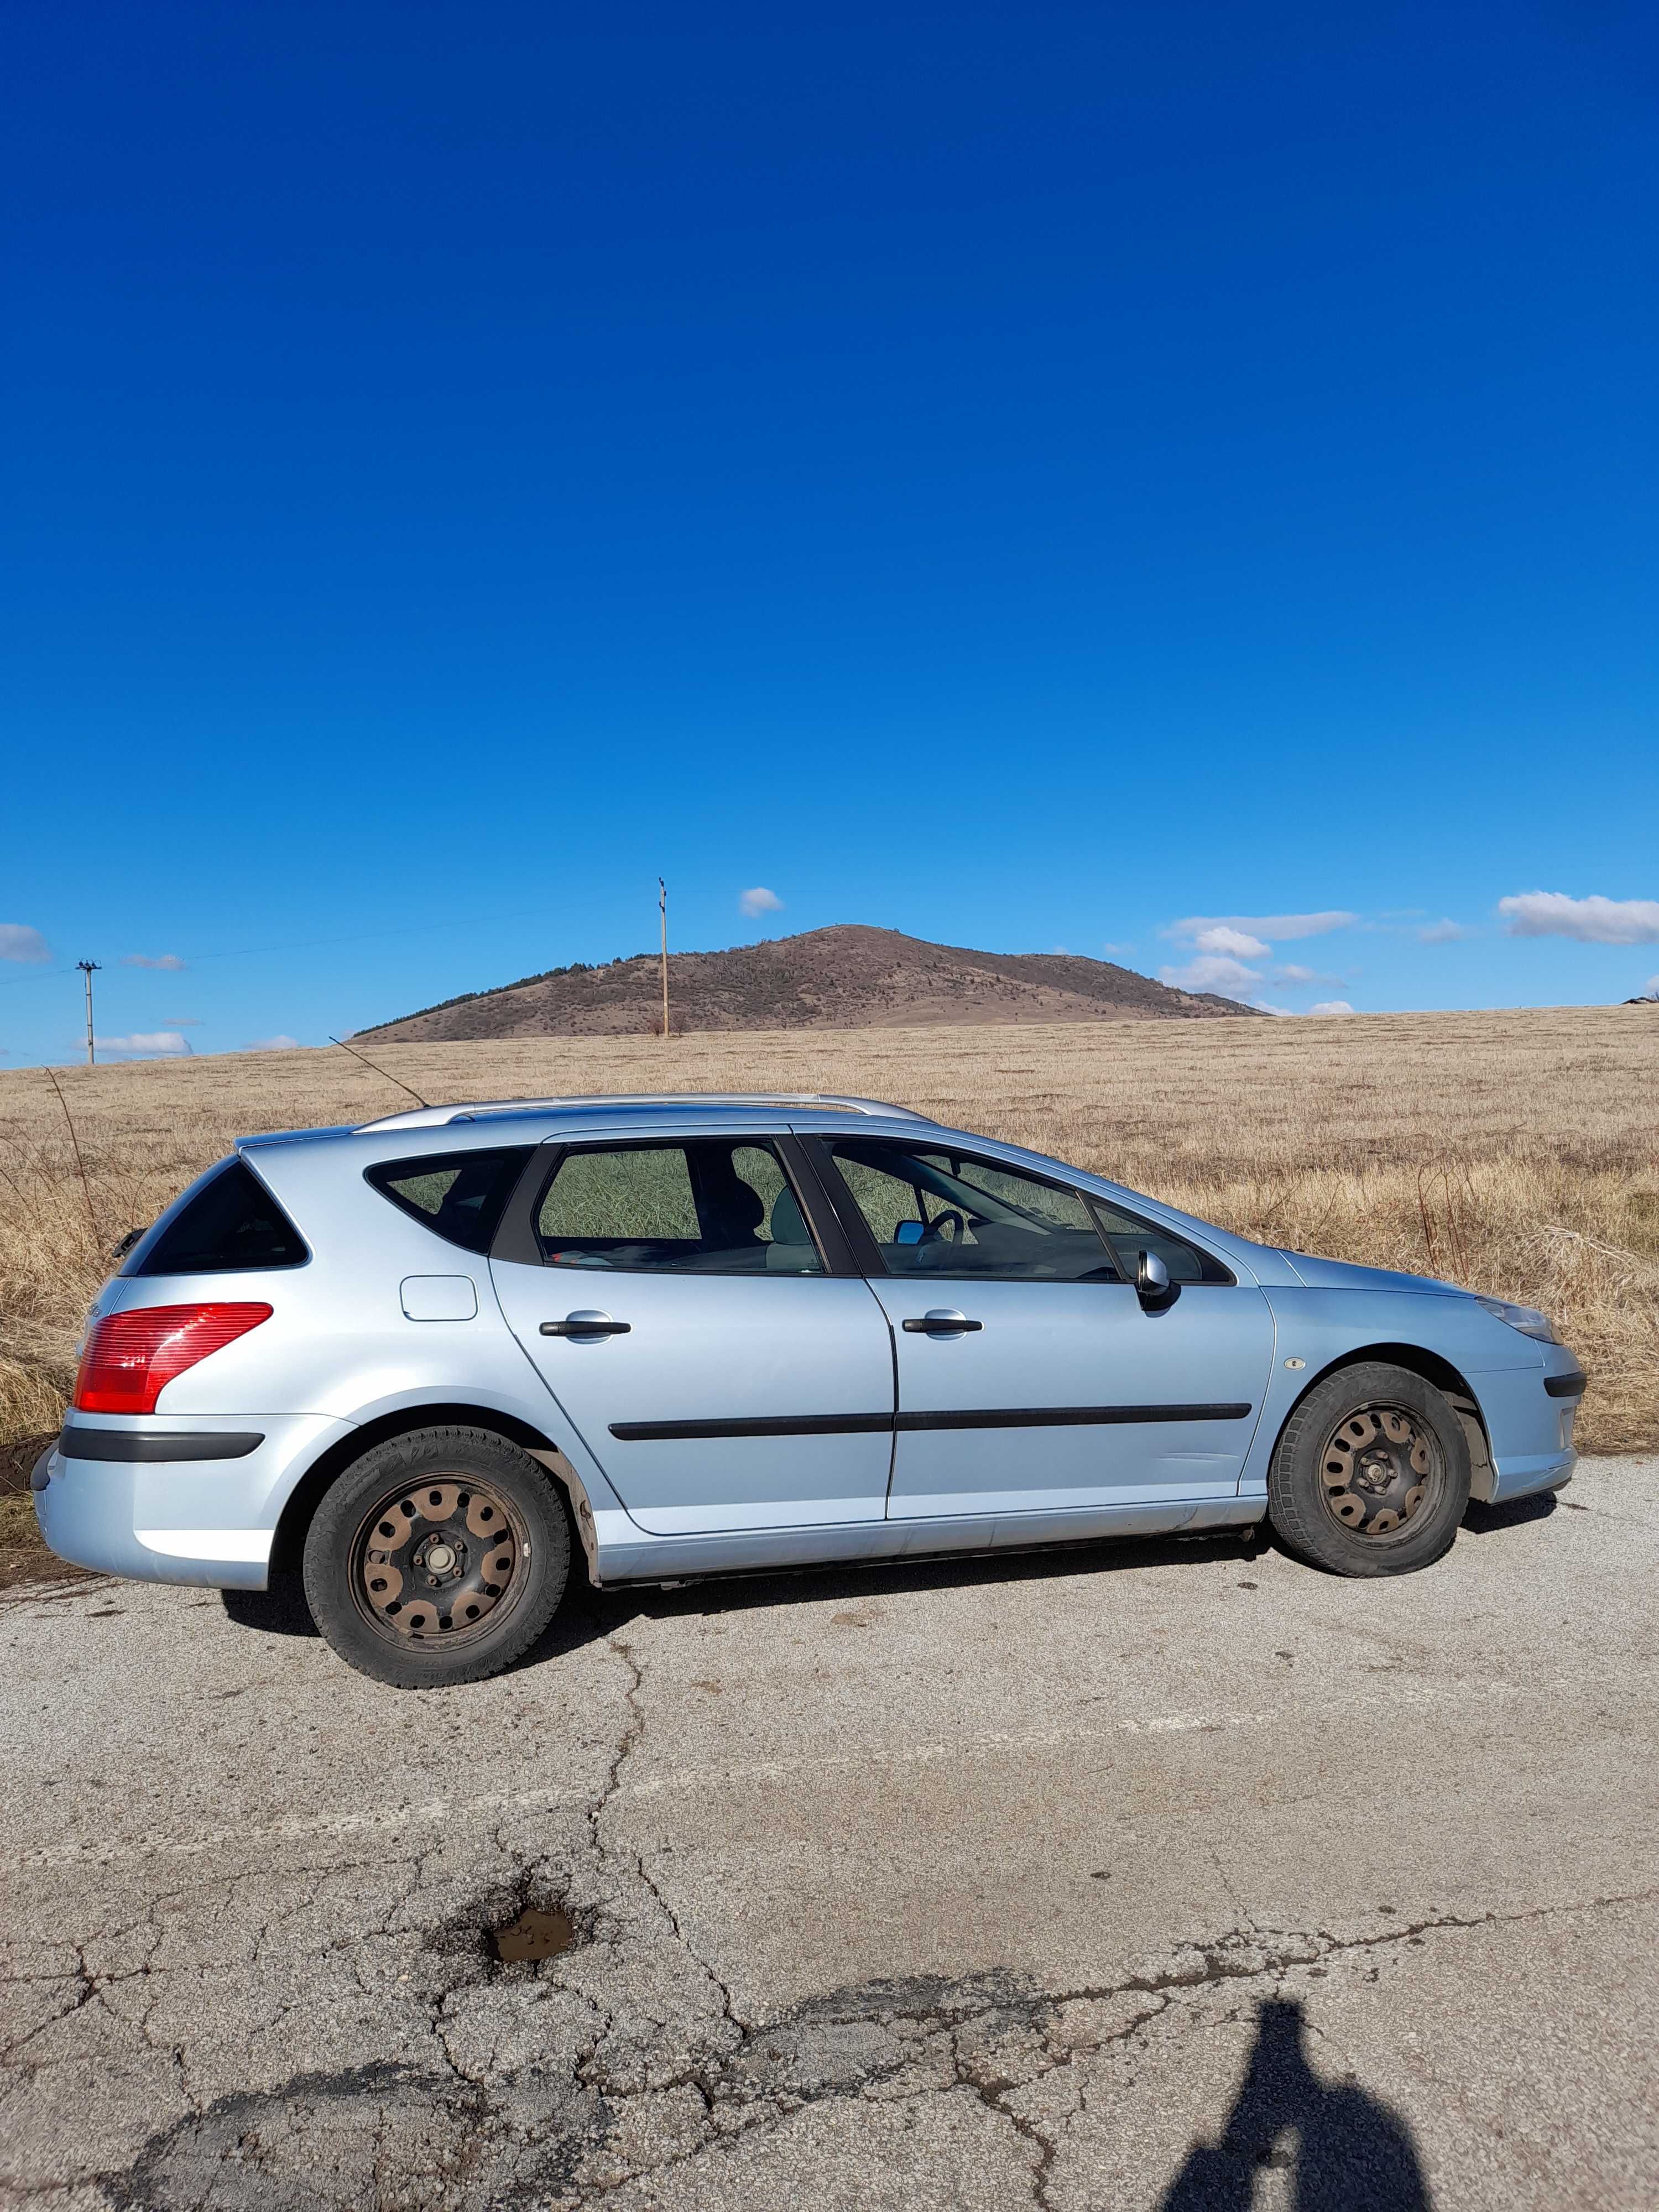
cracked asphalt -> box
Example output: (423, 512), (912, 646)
(3, 1456), (1657, 2211)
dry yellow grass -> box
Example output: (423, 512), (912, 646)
(2, 1006), (1656, 1454)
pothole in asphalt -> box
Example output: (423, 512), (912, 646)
(492, 1905), (576, 1964)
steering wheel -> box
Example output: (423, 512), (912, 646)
(921, 1208), (967, 1244)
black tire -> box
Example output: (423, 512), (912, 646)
(301, 1426), (571, 1687)
(1267, 1361), (1471, 1578)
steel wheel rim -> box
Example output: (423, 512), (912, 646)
(1317, 1403), (1443, 1541)
(349, 1475), (529, 1645)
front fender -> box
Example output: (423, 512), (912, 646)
(1239, 1288), (1541, 1498)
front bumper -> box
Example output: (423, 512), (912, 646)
(1488, 1444), (1577, 1503)
(1483, 1348), (1584, 1504)
(32, 1413), (353, 1589)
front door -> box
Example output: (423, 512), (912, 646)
(811, 1136), (1275, 1521)
(491, 1135), (895, 1536)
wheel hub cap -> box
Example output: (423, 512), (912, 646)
(355, 1479), (521, 1639)
(1319, 1407), (1433, 1537)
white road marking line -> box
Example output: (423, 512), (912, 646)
(7, 1682), (1527, 1871)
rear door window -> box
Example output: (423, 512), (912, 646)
(535, 1140), (823, 1274)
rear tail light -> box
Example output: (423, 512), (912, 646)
(73, 1302), (273, 1416)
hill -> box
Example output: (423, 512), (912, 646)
(357, 924), (1261, 1041)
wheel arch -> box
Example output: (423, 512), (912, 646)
(270, 1402), (602, 1582)
(1283, 1343), (1496, 1503)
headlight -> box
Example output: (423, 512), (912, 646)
(1475, 1295), (1560, 1344)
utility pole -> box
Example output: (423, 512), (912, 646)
(76, 961), (101, 1067)
(658, 879), (670, 1039)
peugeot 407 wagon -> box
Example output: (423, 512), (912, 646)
(35, 1092), (1585, 1685)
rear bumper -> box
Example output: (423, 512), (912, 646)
(32, 1413), (353, 1589)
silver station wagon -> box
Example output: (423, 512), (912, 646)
(34, 1093), (1584, 1684)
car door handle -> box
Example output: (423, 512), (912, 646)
(540, 1313), (632, 1338)
(902, 1311), (983, 1333)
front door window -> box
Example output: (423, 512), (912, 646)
(823, 1139), (1118, 1281)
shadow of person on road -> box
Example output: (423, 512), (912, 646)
(1158, 1997), (1431, 2210)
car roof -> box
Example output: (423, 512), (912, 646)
(236, 1093), (941, 1161)
(352, 1092), (937, 1135)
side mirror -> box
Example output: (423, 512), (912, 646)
(1136, 1249), (1172, 1306)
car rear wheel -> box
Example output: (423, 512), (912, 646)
(1266, 1361), (1471, 1577)
(302, 1426), (571, 1686)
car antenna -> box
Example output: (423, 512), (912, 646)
(327, 1035), (430, 1109)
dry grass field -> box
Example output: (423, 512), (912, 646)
(2, 1006), (1656, 1459)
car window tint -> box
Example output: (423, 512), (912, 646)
(535, 1141), (823, 1275)
(364, 1147), (534, 1255)
(545, 1145), (700, 1243)
(826, 1140), (1119, 1281)
(1088, 1196), (1234, 1285)
(134, 1158), (309, 1274)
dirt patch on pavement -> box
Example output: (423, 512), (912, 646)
(0, 1432), (87, 1592)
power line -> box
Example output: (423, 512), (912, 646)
(0, 964), (77, 992)
(0, 905), (559, 989)
(182, 908), (554, 966)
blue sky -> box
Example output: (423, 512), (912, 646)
(3, 1), (1657, 1063)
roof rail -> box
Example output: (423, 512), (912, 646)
(356, 1092), (934, 1133)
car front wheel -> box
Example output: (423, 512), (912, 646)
(1267, 1361), (1472, 1577)
(302, 1426), (571, 1686)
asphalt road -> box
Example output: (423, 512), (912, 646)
(3, 1456), (1657, 2211)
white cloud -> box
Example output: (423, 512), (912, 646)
(244, 1034), (300, 1052)
(1308, 999), (1357, 1016)
(1498, 891), (1659, 945)
(1170, 911), (1356, 944)
(95, 1030), (192, 1058)
(0, 924), (51, 964)
(1417, 919), (1473, 945)
(1276, 963), (1347, 988)
(1160, 954), (1261, 993)
(1192, 925), (1270, 958)
(1248, 998), (1297, 1016)
(1100, 941), (1133, 956)
(122, 952), (187, 971)
(739, 886), (784, 917)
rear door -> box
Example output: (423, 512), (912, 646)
(807, 1135), (1274, 1521)
(490, 1134), (895, 1536)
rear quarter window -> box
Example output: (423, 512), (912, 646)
(133, 1159), (310, 1274)
(365, 1147), (534, 1254)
